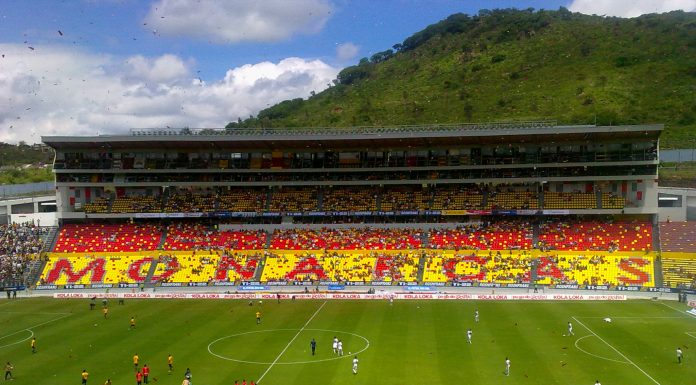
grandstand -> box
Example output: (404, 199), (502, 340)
(28, 122), (670, 291)
(659, 221), (696, 288)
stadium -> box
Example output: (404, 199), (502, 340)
(2, 122), (696, 384)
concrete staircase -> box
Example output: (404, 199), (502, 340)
(416, 251), (427, 283)
(144, 260), (159, 288)
(253, 254), (267, 281)
(42, 226), (60, 253)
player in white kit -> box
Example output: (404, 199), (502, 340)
(467, 329), (472, 344)
(332, 336), (338, 354)
(337, 340), (344, 356)
(352, 356), (359, 374)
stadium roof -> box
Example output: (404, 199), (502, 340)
(42, 122), (663, 151)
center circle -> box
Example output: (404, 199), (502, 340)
(207, 328), (370, 364)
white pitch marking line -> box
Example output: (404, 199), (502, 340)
(657, 301), (696, 319)
(0, 313), (71, 349)
(572, 316), (661, 385)
(21, 313), (73, 330)
(208, 328), (370, 365)
(256, 301), (327, 384)
(574, 335), (629, 364)
(684, 332), (696, 340)
(0, 330), (34, 349)
(579, 316), (688, 319)
(1, 311), (73, 315)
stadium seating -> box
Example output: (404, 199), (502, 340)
(428, 221), (532, 250)
(601, 193), (626, 209)
(322, 186), (378, 211)
(53, 224), (163, 252)
(111, 196), (160, 213)
(372, 252), (420, 282)
(162, 223), (266, 251)
(261, 252), (328, 283)
(320, 252), (376, 283)
(164, 190), (216, 213)
(662, 255), (696, 288)
(535, 252), (654, 286)
(268, 187), (318, 212)
(543, 192), (596, 209)
(269, 228), (423, 250)
(538, 220), (652, 252)
(39, 253), (159, 285)
(380, 187), (430, 211)
(660, 222), (696, 252)
(38, 217), (662, 287)
(217, 188), (267, 212)
(214, 252), (263, 282)
(660, 222), (696, 288)
(81, 186), (628, 214)
(83, 197), (110, 213)
(430, 185), (483, 210)
(423, 251), (533, 283)
(39, 250), (265, 286)
(160, 253), (219, 284)
(260, 250), (419, 284)
(486, 188), (539, 210)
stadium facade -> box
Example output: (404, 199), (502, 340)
(26, 122), (684, 293)
(43, 122), (661, 220)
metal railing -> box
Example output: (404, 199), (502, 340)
(0, 182), (55, 198)
(129, 121), (560, 137)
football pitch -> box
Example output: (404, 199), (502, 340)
(1, 297), (695, 385)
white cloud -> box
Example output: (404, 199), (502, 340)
(568, 0), (696, 17)
(0, 44), (339, 144)
(336, 42), (359, 61)
(144, 0), (334, 43)
(122, 54), (191, 84)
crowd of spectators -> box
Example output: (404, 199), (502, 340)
(83, 185), (628, 214)
(1, 223), (47, 285)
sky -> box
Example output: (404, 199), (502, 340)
(0, 0), (694, 144)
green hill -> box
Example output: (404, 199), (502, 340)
(228, 8), (696, 149)
(0, 142), (54, 185)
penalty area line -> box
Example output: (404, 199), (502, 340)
(256, 301), (327, 384)
(572, 316), (661, 385)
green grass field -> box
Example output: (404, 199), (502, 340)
(1, 297), (695, 385)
